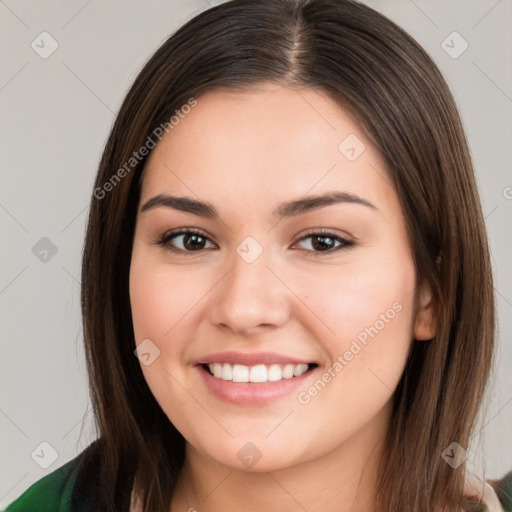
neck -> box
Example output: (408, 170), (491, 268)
(170, 401), (392, 512)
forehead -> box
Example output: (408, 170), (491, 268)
(140, 83), (395, 216)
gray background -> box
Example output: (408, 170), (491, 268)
(1, 0), (511, 507)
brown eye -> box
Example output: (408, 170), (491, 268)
(156, 229), (216, 254)
(294, 232), (354, 255)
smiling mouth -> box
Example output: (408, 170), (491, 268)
(201, 362), (318, 383)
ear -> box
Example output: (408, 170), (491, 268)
(414, 281), (436, 340)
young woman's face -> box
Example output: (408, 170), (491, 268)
(129, 83), (434, 472)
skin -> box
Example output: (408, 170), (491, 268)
(129, 83), (435, 512)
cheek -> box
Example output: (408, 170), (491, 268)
(302, 249), (414, 363)
(297, 250), (416, 414)
(129, 261), (196, 345)
(129, 259), (198, 402)
(129, 259), (202, 419)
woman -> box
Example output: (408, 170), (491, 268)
(4, 0), (511, 511)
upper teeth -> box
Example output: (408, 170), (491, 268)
(207, 363), (309, 383)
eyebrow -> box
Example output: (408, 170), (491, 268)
(140, 191), (377, 219)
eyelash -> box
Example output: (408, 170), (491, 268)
(152, 227), (355, 257)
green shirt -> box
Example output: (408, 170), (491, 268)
(3, 443), (512, 511)
(2, 452), (83, 512)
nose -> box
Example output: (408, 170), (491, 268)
(208, 245), (291, 336)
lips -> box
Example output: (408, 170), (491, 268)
(192, 350), (320, 405)
(194, 350), (317, 367)
(195, 360), (319, 406)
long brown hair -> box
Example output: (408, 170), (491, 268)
(80, 1), (495, 510)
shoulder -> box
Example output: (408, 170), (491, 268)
(1, 442), (98, 512)
(465, 469), (512, 512)
(487, 469), (512, 512)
